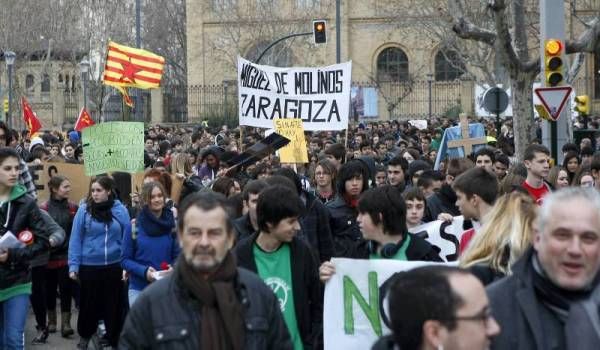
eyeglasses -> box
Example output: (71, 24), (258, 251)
(446, 307), (494, 327)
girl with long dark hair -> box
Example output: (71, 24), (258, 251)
(68, 176), (130, 349)
(0, 147), (52, 349)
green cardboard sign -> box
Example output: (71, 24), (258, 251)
(82, 122), (144, 176)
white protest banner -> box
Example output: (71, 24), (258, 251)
(237, 56), (352, 131)
(324, 258), (448, 350)
(408, 119), (428, 130)
(409, 217), (467, 262)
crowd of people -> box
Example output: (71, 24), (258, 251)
(0, 113), (599, 349)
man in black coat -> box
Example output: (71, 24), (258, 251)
(119, 192), (292, 349)
(488, 188), (600, 350)
(235, 185), (322, 350)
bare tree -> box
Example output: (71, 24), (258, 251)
(205, 0), (334, 72)
(449, 0), (599, 159)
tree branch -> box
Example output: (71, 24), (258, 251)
(565, 17), (600, 53)
(451, 17), (496, 46)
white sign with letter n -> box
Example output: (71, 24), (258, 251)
(324, 258), (449, 350)
(237, 56), (352, 131)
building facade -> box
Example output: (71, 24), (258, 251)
(185, 0), (600, 122)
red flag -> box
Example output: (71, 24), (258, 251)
(74, 108), (95, 131)
(21, 97), (42, 137)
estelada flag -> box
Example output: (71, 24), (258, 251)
(74, 107), (95, 131)
(102, 41), (165, 107)
(21, 97), (42, 138)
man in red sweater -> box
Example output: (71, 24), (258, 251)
(522, 144), (552, 205)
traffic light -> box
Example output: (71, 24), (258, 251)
(3, 99), (8, 113)
(574, 95), (589, 115)
(313, 20), (326, 44)
(544, 39), (564, 86)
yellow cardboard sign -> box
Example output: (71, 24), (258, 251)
(274, 119), (309, 163)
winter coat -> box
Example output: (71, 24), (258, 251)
(119, 266), (293, 350)
(299, 190), (334, 263)
(29, 210), (66, 268)
(121, 208), (180, 291)
(326, 196), (362, 257)
(0, 185), (51, 301)
(488, 248), (564, 350)
(68, 200), (130, 273)
(39, 197), (77, 263)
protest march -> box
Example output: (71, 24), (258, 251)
(2, 1), (600, 350)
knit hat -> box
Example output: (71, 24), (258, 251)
(408, 160), (432, 178)
(29, 137), (44, 152)
(68, 130), (80, 143)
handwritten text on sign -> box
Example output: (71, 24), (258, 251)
(82, 122), (144, 176)
(274, 119), (308, 163)
(237, 56), (351, 131)
(324, 259), (448, 350)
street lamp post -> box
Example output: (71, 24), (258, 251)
(79, 57), (90, 112)
(4, 51), (16, 129)
(427, 73), (434, 120)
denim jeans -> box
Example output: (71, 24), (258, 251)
(128, 289), (142, 307)
(0, 294), (30, 350)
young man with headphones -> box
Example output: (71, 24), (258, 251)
(320, 185), (442, 282)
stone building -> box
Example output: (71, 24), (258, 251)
(185, 0), (600, 121)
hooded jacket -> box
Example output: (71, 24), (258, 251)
(0, 184), (51, 301)
(68, 200), (130, 273)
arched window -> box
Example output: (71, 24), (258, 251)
(41, 74), (51, 92)
(376, 47), (409, 82)
(58, 74), (63, 83)
(434, 50), (464, 81)
(65, 75), (70, 92)
(25, 75), (34, 91)
(245, 41), (293, 67)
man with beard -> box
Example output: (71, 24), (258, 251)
(119, 192), (292, 349)
(489, 188), (600, 349)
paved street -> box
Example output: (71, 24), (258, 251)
(25, 308), (79, 350)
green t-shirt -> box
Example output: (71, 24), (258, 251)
(253, 242), (304, 350)
(369, 234), (411, 260)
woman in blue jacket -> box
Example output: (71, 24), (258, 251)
(121, 181), (179, 306)
(68, 176), (130, 350)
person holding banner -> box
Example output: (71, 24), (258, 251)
(320, 186), (442, 283)
(0, 148), (52, 350)
(68, 176), (130, 349)
(235, 185), (322, 350)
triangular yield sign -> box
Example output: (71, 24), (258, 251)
(534, 86), (572, 121)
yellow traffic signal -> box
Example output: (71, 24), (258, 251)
(574, 95), (589, 115)
(544, 39), (564, 86)
(313, 20), (327, 44)
(3, 99), (8, 113)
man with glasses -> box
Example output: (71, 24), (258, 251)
(488, 188), (600, 349)
(372, 265), (500, 350)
